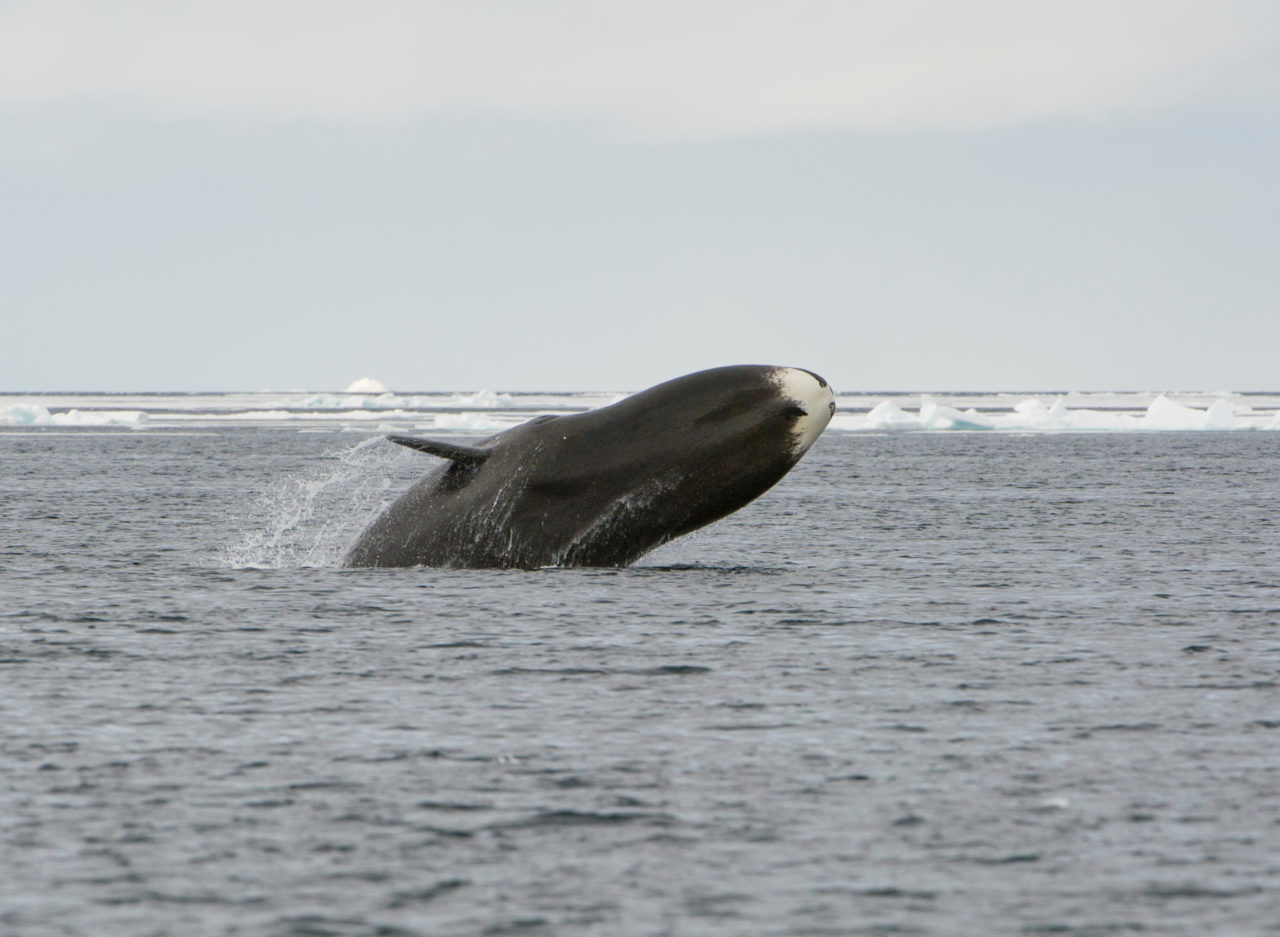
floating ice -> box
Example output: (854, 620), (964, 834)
(0, 403), (53, 425)
(451, 389), (514, 409)
(4, 390), (1276, 433)
(344, 377), (388, 393)
(1204, 399), (1236, 429)
(0, 405), (147, 427)
(1139, 395), (1240, 431)
(434, 412), (511, 432)
(851, 394), (1264, 433)
(919, 397), (993, 430)
(1142, 395), (1208, 430)
(1012, 398), (1070, 430)
(865, 400), (918, 429)
(53, 409), (148, 427)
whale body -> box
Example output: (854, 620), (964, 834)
(342, 365), (835, 569)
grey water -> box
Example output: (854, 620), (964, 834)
(2, 428), (1279, 936)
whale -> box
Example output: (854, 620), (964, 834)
(342, 365), (835, 569)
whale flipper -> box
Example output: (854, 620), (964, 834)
(387, 435), (492, 465)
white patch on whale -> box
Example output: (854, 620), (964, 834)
(771, 367), (837, 456)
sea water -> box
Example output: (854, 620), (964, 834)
(2, 411), (1279, 936)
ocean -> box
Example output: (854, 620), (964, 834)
(2, 390), (1279, 936)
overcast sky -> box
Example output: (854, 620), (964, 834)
(3, 1), (1277, 392)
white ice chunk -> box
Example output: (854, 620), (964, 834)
(917, 397), (953, 430)
(434, 412), (509, 431)
(865, 400), (919, 429)
(1009, 398), (1068, 430)
(451, 390), (514, 408)
(0, 403), (53, 425)
(303, 394), (342, 408)
(1141, 395), (1233, 430)
(920, 397), (992, 430)
(306, 391), (407, 410)
(344, 377), (388, 393)
(1064, 408), (1139, 431)
(50, 409), (148, 427)
(1204, 399), (1236, 429)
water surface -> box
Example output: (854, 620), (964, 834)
(3, 429), (1278, 936)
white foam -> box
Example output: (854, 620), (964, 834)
(220, 436), (401, 568)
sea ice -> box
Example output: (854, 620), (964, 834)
(0, 403), (53, 425)
(851, 393), (1258, 433)
(1204, 399), (1236, 429)
(306, 392), (401, 409)
(51, 409), (148, 427)
(865, 400), (919, 429)
(0, 405), (147, 427)
(434, 412), (511, 432)
(919, 397), (992, 430)
(1011, 398), (1071, 430)
(1141, 395), (1237, 430)
(344, 377), (388, 393)
(451, 390), (514, 409)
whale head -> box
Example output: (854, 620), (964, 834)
(770, 366), (838, 458)
(516, 364), (836, 563)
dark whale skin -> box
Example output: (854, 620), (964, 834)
(342, 365), (835, 569)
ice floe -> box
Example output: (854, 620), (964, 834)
(0, 404), (148, 427)
(344, 377), (388, 393)
(3, 390), (1277, 433)
(843, 394), (1274, 432)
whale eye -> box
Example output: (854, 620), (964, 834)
(782, 405), (808, 419)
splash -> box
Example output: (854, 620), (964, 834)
(219, 436), (409, 568)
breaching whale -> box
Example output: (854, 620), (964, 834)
(342, 365), (835, 569)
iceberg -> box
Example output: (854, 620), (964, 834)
(434, 412), (512, 432)
(451, 389), (514, 409)
(1141, 395), (1238, 431)
(0, 403), (53, 425)
(3, 389), (1275, 433)
(305, 392), (402, 410)
(1010, 398), (1071, 430)
(1204, 399), (1236, 429)
(865, 400), (919, 429)
(847, 392), (1264, 433)
(0, 405), (147, 427)
(51, 409), (148, 427)
(344, 377), (388, 393)
(864, 398), (992, 431)
(919, 397), (993, 430)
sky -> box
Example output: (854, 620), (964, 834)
(2, 1), (1278, 392)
